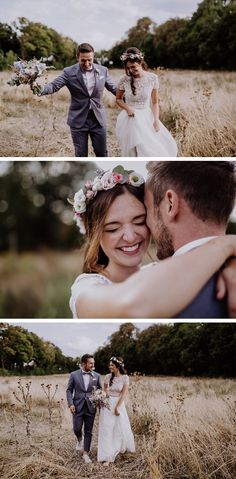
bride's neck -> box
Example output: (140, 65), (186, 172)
(104, 262), (140, 283)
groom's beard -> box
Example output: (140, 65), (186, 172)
(155, 208), (174, 260)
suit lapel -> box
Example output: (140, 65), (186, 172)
(78, 369), (85, 390)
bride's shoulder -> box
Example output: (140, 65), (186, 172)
(141, 261), (158, 270)
(71, 273), (111, 288)
(146, 71), (159, 88)
(117, 74), (129, 89)
(123, 374), (130, 384)
(104, 373), (111, 384)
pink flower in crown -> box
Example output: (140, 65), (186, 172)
(113, 173), (123, 183)
(86, 189), (96, 199)
(101, 171), (117, 190)
(85, 180), (93, 189)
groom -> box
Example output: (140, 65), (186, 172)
(66, 353), (102, 463)
(39, 43), (116, 156)
(144, 160), (236, 317)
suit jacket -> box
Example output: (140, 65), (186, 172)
(176, 274), (228, 318)
(66, 368), (102, 413)
(40, 63), (116, 129)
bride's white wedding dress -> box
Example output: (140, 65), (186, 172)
(116, 72), (178, 157)
(97, 374), (135, 463)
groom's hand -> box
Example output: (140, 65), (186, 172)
(69, 405), (76, 415)
(216, 258), (236, 318)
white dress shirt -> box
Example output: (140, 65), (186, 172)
(82, 69), (96, 96)
(82, 369), (91, 390)
(173, 236), (217, 257)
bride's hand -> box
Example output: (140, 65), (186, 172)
(114, 407), (120, 416)
(216, 258), (236, 318)
(153, 119), (160, 131)
(127, 107), (135, 117)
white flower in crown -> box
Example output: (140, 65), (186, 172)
(101, 171), (117, 190)
(92, 177), (103, 192)
(128, 172), (145, 187)
(74, 189), (86, 213)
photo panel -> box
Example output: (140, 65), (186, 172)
(0, 320), (235, 478)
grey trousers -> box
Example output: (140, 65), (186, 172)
(72, 401), (96, 452)
(70, 110), (107, 157)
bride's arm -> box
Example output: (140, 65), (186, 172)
(75, 236), (236, 318)
(151, 89), (160, 131)
(116, 89), (135, 116)
(114, 384), (128, 416)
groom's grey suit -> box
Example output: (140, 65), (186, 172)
(40, 63), (116, 156)
(176, 274), (228, 318)
(66, 368), (102, 452)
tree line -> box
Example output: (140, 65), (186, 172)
(108, 0), (236, 70)
(94, 323), (236, 378)
(0, 323), (79, 375)
(1, 323), (235, 377)
(0, 1), (235, 71)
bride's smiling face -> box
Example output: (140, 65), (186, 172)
(100, 190), (150, 271)
(126, 61), (143, 77)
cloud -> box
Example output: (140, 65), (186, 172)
(0, 0), (200, 50)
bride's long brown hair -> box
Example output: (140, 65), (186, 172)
(122, 47), (148, 95)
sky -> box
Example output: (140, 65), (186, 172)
(14, 322), (153, 357)
(0, 0), (201, 50)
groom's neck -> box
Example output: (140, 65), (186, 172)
(173, 220), (226, 252)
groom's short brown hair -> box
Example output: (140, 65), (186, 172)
(81, 354), (94, 364)
(146, 161), (236, 226)
(77, 43), (94, 55)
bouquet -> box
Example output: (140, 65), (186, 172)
(7, 56), (54, 95)
(89, 388), (110, 410)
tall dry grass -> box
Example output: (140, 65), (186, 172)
(0, 374), (235, 478)
(1, 69), (235, 157)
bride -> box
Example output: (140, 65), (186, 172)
(116, 47), (178, 157)
(69, 164), (236, 318)
(97, 356), (135, 463)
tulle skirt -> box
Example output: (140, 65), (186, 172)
(116, 107), (178, 157)
(97, 397), (135, 462)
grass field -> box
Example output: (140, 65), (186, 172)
(0, 374), (235, 479)
(1, 69), (236, 157)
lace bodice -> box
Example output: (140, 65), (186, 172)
(104, 374), (129, 397)
(117, 72), (159, 109)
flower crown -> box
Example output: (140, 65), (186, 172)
(110, 356), (124, 367)
(120, 51), (144, 62)
(68, 165), (145, 234)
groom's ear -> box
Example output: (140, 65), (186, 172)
(163, 189), (180, 221)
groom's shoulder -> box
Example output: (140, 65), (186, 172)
(94, 63), (107, 72)
(64, 63), (78, 75)
(69, 368), (80, 376)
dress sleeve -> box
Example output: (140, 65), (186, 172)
(123, 375), (130, 385)
(69, 274), (110, 318)
(117, 75), (126, 90)
(104, 374), (111, 385)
